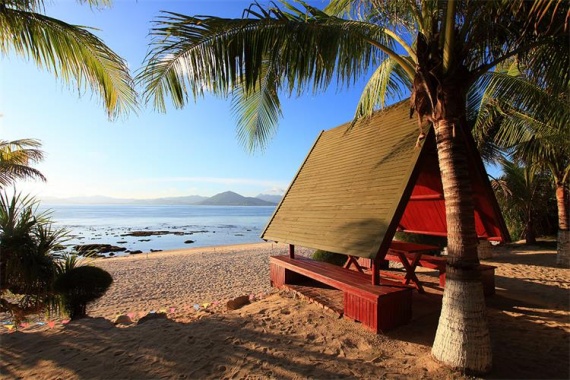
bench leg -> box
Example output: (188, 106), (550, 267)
(397, 252), (425, 293)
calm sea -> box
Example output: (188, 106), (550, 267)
(39, 204), (276, 256)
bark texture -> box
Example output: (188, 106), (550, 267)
(432, 274), (492, 373)
(430, 118), (492, 373)
(557, 230), (570, 267)
(556, 184), (569, 267)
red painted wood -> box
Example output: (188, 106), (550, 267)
(389, 240), (439, 254)
(344, 256), (365, 273)
(289, 244), (295, 259)
(382, 253), (496, 295)
(409, 194), (444, 201)
(398, 148), (508, 242)
(269, 255), (412, 332)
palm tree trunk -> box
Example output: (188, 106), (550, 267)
(524, 211), (537, 245)
(431, 117), (492, 373)
(556, 183), (570, 267)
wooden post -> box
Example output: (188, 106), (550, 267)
(289, 244), (295, 259)
(371, 259), (379, 285)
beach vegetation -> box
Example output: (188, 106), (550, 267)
(0, 0), (137, 119)
(0, 139), (46, 188)
(0, 190), (113, 322)
(394, 232), (446, 253)
(311, 250), (347, 266)
(0, 191), (66, 323)
(491, 159), (556, 244)
(473, 69), (569, 265)
(138, 0), (568, 373)
(54, 261), (113, 319)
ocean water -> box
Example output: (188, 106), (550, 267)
(39, 204), (276, 256)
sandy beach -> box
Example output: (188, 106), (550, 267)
(1, 241), (568, 379)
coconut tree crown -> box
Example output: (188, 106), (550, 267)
(139, 0), (568, 149)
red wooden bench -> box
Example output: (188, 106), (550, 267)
(383, 252), (496, 296)
(270, 255), (413, 333)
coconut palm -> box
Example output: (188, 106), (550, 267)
(138, 0), (569, 372)
(0, 139), (46, 187)
(0, 0), (137, 119)
(474, 72), (570, 265)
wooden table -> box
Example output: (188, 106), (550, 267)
(380, 241), (440, 293)
(344, 240), (440, 293)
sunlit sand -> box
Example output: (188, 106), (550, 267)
(1, 242), (568, 379)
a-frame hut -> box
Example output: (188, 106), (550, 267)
(262, 100), (508, 258)
(261, 100), (509, 333)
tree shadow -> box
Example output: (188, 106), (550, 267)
(0, 309), (414, 379)
(385, 270), (569, 379)
(485, 303), (569, 379)
(489, 252), (562, 269)
(492, 275), (570, 312)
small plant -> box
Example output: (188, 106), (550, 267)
(53, 259), (113, 320)
(0, 191), (67, 323)
(312, 249), (347, 266)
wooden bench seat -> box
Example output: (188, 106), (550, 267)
(270, 255), (412, 333)
(383, 252), (496, 296)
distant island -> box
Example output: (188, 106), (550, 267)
(41, 191), (281, 206)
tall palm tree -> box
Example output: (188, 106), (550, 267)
(474, 72), (570, 265)
(138, 0), (569, 372)
(0, 139), (46, 187)
(0, 0), (137, 119)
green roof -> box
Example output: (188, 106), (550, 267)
(261, 99), (509, 259)
(262, 101), (424, 259)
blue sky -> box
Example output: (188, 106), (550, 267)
(2, 1), (451, 200)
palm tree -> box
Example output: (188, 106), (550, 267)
(0, 139), (46, 187)
(492, 159), (554, 244)
(474, 72), (570, 265)
(138, 0), (569, 372)
(0, 0), (137, 119)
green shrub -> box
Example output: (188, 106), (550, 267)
(54, 266), (113, 319)
(312, 250), (347, 266)
(394, 232), (446, 254)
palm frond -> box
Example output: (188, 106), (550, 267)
(231, 59), (282, 151)
(353, 57), (410, 120)
(0, 164), (46, 187)
(0, 6), (137, 119)
(0, 139), (46, 186)
(325, 0), (420, 33)
(138, 3), (406, 115)
(473, 72), (569, 141)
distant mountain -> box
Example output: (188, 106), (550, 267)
(256, 193), (283, 204)
(197, 191), (277, 206)
(40, 191), (276, 206)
